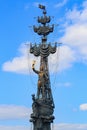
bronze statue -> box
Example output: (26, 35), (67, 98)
(32, 60), (48, 99)
(30, 4), (57, 130)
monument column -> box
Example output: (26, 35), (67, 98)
(30, 4), (57, 130)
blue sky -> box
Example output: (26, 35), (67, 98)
(0, 0), (87, 130)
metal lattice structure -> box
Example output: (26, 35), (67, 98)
(30, 4), (57, 130)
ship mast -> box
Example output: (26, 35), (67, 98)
(30, 4), (57, 130)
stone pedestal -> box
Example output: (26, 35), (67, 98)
(30, 96), (55, 130)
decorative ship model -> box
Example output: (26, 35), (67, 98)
(30, 4), (57, 130)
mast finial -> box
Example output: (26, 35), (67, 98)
(38, 4), (45, 10)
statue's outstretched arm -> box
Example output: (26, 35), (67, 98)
(32, 60), (39, 74)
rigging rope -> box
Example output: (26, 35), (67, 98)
(30, 122), (33, 130)
(27, 26), (40, 88)
(49, 23), (61, 93)
(51, 44), (61, 93)
(27, 50), (37, 88)
(52, 123), (54, 130)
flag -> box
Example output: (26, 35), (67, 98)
(38, 4), (45, 9)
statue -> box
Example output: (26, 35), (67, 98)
(32, 60), (48, 99)
(29, 4), (58, 130)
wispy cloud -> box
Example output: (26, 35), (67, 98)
(55, 0), (68, 8)
(0, 126), (30, 130)
(49, 45), (76, 73)
(80, 103), (87, 111)
(82, 0), (87, 9)
(0, 123), (87, 130)
(54, 123), (87, 130)
(33, 2), (39, 7)
(24, 3), (30, 10)
(60, 0), (87, 64)
(72, 108), (77, 112)
(57, 82), (71, 87)
(0, 105), (31, 120)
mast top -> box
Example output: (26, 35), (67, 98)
(30, 4), (57, 57)
(38, 4), (46, 10)
(38, 4), (46, 15)
(33, 4), (54, 41)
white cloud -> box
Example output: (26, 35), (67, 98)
(0, 104), (31, 120)
(55, 0), (68, 8)
(2, 57), (29, 74)
(57, 82), (71, 87)
(0, 126), (30, 130)
(82, 0), (87, 9)
(54, 123), (87, 130)
(0, 123), (87, 130)
(2, 43), (36, 74)
(2, 42), (75, 74)
(49, 45), (75, 73)
(60, 1), (87, 64)
(2, 1), (87, 74)
(80, 104), (87, 111)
